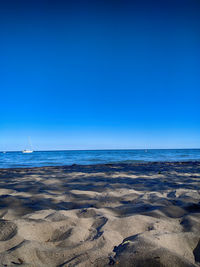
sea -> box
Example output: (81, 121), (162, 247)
(0, 149), (200, 168)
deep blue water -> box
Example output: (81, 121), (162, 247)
(0, 149), (200, 168)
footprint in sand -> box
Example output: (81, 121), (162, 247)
(50, 227), (73, 242)
(87, 216), (108, 241)
(45, 212), (68, 222)
(77, 208), (98, 218)
(0, 220), (17, 241)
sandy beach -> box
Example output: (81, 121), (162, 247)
(0, 162), (199, 266)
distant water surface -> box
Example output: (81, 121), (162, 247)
(0, 149), (200, 168)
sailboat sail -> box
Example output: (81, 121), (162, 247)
(22, 137), (33, 153)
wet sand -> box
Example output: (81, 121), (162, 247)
(0, 162), (200, 266)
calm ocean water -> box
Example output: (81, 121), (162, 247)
(0, 149), (200, 168)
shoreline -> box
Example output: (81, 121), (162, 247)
(1, 160), (200, 170)
(0, 161), (200, 266)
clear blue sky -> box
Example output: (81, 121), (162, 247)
(1, 0), (200, 151)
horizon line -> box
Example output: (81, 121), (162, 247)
(1, 148), (200, 152)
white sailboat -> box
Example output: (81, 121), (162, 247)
(22, 137), (33, 153)
(22, 149), (33, 153)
